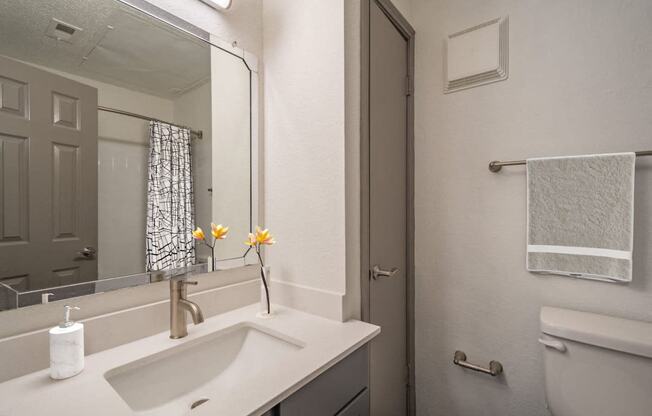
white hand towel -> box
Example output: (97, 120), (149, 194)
(526, 153), (635, 283)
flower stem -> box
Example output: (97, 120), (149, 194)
(256, 247), (270, 314)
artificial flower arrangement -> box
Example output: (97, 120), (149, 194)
(192, 224), (275, 315)
(245, 227), (275, 315)
(192, 223), (229, 271)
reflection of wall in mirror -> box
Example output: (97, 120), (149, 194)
(173, 82), (212, 262)
(96, 84), (173, 280)
(211, 48), (251, 261)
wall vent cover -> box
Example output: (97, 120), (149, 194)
(45, 18), (83, 44)
(444, 17), (509, 93)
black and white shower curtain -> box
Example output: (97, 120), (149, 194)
(145, 121), (195, 271)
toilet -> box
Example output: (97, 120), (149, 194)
(540, 307), (652, 416)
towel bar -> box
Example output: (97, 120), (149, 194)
(488, 150), (652, 172)
(453, 350), (503, 376)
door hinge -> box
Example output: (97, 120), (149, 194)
(405, 364), (411, 386)
(405, 75), (413, 96)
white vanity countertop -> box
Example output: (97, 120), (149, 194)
(0, 304), (379, 416)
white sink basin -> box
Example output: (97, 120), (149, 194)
(104, 323), (304, 415)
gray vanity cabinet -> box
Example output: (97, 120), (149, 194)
(335, 388), (369, 416)
(272, 344), (370, 416)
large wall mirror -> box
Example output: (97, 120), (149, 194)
(0, 0), (259, 310)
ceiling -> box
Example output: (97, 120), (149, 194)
(0, 0), (210, 98)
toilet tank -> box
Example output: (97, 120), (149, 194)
(540, 307), (652, 416)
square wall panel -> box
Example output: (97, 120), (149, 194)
(0, 134), (29, 243)
(52, 142), (80, 240)
(52, 92), (80, 130)
(0, 76), (28, 119)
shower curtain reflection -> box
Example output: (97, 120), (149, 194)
(145, 121), (196, 271)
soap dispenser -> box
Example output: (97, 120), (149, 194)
(49, 305), (84, 380)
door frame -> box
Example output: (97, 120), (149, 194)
(360, 0), (415, 414)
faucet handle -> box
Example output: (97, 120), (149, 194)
(170, 279), (198, 292)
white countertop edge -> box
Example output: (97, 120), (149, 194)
(249, 325), (380, 416)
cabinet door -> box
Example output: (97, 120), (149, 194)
(336, 388), (369, 416)
(279, 345), (369, 416)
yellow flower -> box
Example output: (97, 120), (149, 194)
(211, 223), (229, 240)
(245, 227), (276, 247)
(245, 233), (257, 247)
(255, 226), (275, 246)
(192, 227), (205, 240)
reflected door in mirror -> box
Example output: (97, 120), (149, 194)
(0, 55), (98, 291)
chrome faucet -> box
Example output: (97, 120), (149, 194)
(169, 279), (204, 339)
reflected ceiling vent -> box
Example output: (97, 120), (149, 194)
(46, 18), (83, 44)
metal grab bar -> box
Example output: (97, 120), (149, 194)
(453, 350), (503, 377)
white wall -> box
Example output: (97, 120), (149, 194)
(263, 0), (348, 320)
(411, 1), (652, 415)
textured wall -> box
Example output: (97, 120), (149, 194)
(411, 1), (652, 415)
(262, 0), (348, 318)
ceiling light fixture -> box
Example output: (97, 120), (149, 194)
(199, 0), (232, 11)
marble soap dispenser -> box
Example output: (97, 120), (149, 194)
(49, 305), (84, 380)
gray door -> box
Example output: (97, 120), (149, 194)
(369, 1), (410, 415)
(0, 55), (98, 291)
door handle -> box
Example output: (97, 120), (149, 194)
(372, 265), (399, 280)
(77, 246), (97, 259)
